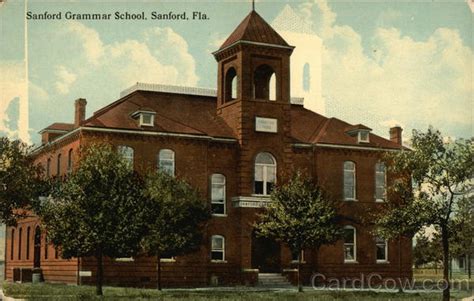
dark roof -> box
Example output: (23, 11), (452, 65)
(40, 123), (74, 133)
(219, 11), (290, 50)
(79, 90), (402, 149)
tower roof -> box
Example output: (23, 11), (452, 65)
(218, 10), (290, 51)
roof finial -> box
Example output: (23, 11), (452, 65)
(252, 0), (255, 11)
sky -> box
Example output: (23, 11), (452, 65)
(0, 0), (472, 145)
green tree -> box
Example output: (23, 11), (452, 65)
(373, 128), (473, 301)
(141, 171), (211, 290)
(255, 172), (342, 292)
(449, 196), (474, 278)
(413, 230), (442, 269)
(0, 137), (43, 226)
(38, 143), (148, 295)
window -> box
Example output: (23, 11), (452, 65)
(376, 236), (388, 262)
(343, 226), (356, 262)
(343, 161), (356, 200)
(18, 227), (22, 260)
(358, 131), (370, 143)
(254, 152), (276, 196)
(45, 235), (48, 260)
(55, 247), (59, 259)
(56, 154), (61, 176)
(26, 227), (30, 260)
(140, 113), (155, 126)
(225, 67), (237, 102)
(375, 163), (386, 202)
(291, 250), (305, 262)
(46, 158), (51, 178)
(211, 174), (226, 215)
(158, 149), (175, 176)
(211, 235), (225, 261)
(67, 149), (73, 173)
(118, 145), (134, 168)
(10, 229), (14, 260)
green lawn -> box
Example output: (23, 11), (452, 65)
(1, 282), (473, 301)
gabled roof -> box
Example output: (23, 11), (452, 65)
(219, 10), (290, 50)
(39, 123), (74, 133)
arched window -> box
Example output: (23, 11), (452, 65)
(211, 174), (226, 215)
(34, 227), (41, 268)
(375, 162), (386, 202)
(211, 235), (225, 261)
(46, 158), (51, 178)
(118, 145), (134, 168)
(375, 236), (388, 262)
(253, 64), (276, 101)
(343, 161), (356, 200)
(67, 148), (73, 173)
(18, 227), (22, 260)
(10, 229), (14, 260)
(26, 227), (30, 260)
(56, 154), (61, 176)
(158, 149), (175, 176)
(343, 226), (356, 262)
(254, 152), (276, 196)
(225, 67), (237, 102)
(303, 63), (310, 92)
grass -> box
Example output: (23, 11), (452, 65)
(1, 282), (473, 301)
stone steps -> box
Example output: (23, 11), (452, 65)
(257, 273), (293, 287)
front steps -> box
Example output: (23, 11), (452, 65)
(257, 273), (293, 288)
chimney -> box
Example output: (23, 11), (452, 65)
(389, 126), (403, 146)
(74, 98), (87, 128)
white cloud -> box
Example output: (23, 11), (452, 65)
(64, 21), (104, 65)
(293, 0), (472, 138)
(0, 61), (26, 140)
(54, 65), (77, 95)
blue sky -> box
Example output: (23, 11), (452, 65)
(0, 0), (472, 144)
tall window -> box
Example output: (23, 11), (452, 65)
(158, 149), (175, 176)
(375, 162), (386, 202)
(254, 152), (276, 196)
(211, 235), (225, 261)
(45, 235), (49, 260)
(46, 158), (51, 178)
(26, 227), (31, 260)
(56, 154), (61, 176)
(211, 174), (226, 215)
(10, 229), (14, 260)
(18, 227), (22, 260)
(67, 149), (73, 173)
(343, 226), (356, 262)
(376, 236), (388, 262)
(118, 145), (134, 168)
(343, 161), (356, 200)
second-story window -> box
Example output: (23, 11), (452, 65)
(67, 149), (73, 173)
(46, 158), (51, 178)
(254, 152), (276, 196)
(343, 161), (356, 200)
(375, 162), (386, 202)
(118, 145), (134, 169)
(211, 174), (226, 215)
(158, 149), (175, 176)
(56, 154), (61, 176)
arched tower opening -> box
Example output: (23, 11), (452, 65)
(253, 64), (276, 101)
(224, 67), (238, 102)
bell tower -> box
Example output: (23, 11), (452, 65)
(213, 10), (294, 142)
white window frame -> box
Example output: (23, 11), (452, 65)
(158, 149), (175, 176)
(211, 174), (226, 216)
(375, 162), (386, 202)
(358, 131), (370, 143)
(118, 145), (134, 168)
(376, 236), (389, 263)
(211, 235), (225, 262)
(343, 161), (356, 201)
(254, 152), (277, 196)
(139, 112), (155, 127)
(343, 226), (357, 263)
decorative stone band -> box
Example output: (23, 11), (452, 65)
(232, 196), (273, 208)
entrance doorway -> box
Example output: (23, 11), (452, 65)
(33, 227), (41, 268)
(251, 231), (281, 273)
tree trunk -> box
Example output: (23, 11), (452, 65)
(297, 249), (303, 292)
(96, 249), (103, 296)
(398, 235), (403, 293)
(441, 225), (450, 301)
(468, 254), (471, 279)
(157, 254), (162, 291)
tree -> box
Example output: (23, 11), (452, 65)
(0, 137), (43, 226)
(373, 128), (473, 301)
(413, 230), (442, 269)
(38, 143), (148, 295)
(255, 172), (342, 292)
(141, 171), (211, 290)
(449, 196), (474, 278)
